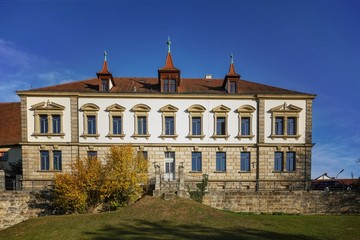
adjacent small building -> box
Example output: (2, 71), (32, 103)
(16, 42), (316, 191)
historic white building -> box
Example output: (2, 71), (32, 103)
(17, 42), (315, 192)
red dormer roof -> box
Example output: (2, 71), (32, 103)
(227, 62), (240, 77)
(159, 52), (179, 71)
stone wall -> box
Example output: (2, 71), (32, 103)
(0, 191), (40, 230)
(203, 190), (360, 214)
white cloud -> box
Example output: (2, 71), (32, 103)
(0, 39), (80, 102)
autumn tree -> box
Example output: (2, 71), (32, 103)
(53, 145), (148, 214)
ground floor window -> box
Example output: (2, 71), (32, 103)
(216, 152), (226, 172)
(240, 152), (250, 171)
(191, 152), (202, 171)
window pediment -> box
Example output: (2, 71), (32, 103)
(269, 103), (302, 113)
(106, 104), (126, 112)
(187, 104), (206, 113)
(132, 104), (151, 112)
(212, 105), (231, 113)
(80, 103), (100, 111)
(160, 104), (178, 112)
(30, 100), (65, 111)
(236, 105), (255, 113)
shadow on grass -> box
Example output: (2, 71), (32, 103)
(83, 219), (320, 240)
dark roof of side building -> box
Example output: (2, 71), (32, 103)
(18, 77), (313, 96)
(0, 102), (21, 146)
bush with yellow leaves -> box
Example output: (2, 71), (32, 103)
(53, 145), (148, 213)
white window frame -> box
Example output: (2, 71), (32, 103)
(187, 104), (206, 139)
(212, 105), (231, 140)
(80, 103), (100, 139)
(236, 105), (255, 140)
(131, 104), (151, 139)
(106, 104), (126, 139)
(159, 104), (178, 139)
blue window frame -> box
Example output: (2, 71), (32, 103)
(287, 117), (296, 135)
(191, 152), (202, 171)
(192, 117), (201, 135)
(112, 116), (122, 134)
(53, 151), (62, 171)
(87, 151), (97, 160)
(275, 117), (284, 135)
(87, 116), (96, 134)
(137, 116), (147, 135)
(40, 151), (49, 170)
(241, 117), (250, 135)
(286, 152), (296, 171)
(216, 117), (226, 135)
(274, 152), (283, 171)
(165, 116), (174, 135)
(52, 115), (61, 133)
(216, 152), (226, 172)
(240, 152), (251, 171)
(40, 115), (48, 133)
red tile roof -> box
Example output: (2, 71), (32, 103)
(20, 77), (310, 95)
(0, 102), (21, 146)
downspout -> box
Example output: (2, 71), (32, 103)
(255, 98), (260, 192)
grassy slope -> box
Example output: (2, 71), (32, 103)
(0, 196), (359, 240)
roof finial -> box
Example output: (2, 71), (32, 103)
(104, 50), (107, 61)
(167, 36), (171, 53)
(230, 53), (234, 64)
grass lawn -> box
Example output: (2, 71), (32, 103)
(0, 196), (358, 240)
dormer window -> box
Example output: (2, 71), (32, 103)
(163, 79), (176, 93)
(229, 81), (237, 93)
(101, 79), (109, 92)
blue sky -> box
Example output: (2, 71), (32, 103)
(0, 0), (359, 179)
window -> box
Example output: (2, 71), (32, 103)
(101, 79), (109, 92)
(229, 81), (237, 93)
(240, 152), (250, 172)
(274, 152), (283, 171)
(191, 152), (202, 172)
(0, 151), (8, 161)
(106, 104), (126, 139)
(87, 116), (97, 134)
(40, 115), (48, 133)
(286, 152), (296, 171)
(132, 104), (151, 139)
(163, 79), (176, 93)
(160, 104), (178, 139)
(216, 117), (226, 135)
(52, 115), (61, 134)
(287, 117), (296, 135)
(216, 152), (226, 172)
(241, 117), (250, 135)
(165, 117), (174, 135)
(212, 105), (230, 139)
(236, 105), (255, 139)
(137, 117), (147, 134)
(53, 151), (62, 171)
(30, 101), (65, 138)
(187, 104), (206, 139)
(112, 116), (122, 134)
(80, 103), (100, 138)
(40, 151), (50, 171)
(275, 117), (284, 135)
(87, 151), (97, 160)
(269, 103), (302, 140)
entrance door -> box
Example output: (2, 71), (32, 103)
(164, 152), (175, 180)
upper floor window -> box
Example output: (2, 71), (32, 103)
(229, 81), (237, 93)
(106, 104), (126, 139)
(159, 104), (178, 139)
(30, 100), (65, 138)
(101, 79), (109, 92)
(163, 79), (176, 93)
(212, 105), (230, 139)
(187, 104), (206, 139)
(236, 105), (255, 140)
(269, 103), (302, 140)
(240, 152), (251, 172)
(191, 152), (202, 172)
(131, 104), (151, 139)
(80, 103), (100, 139)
